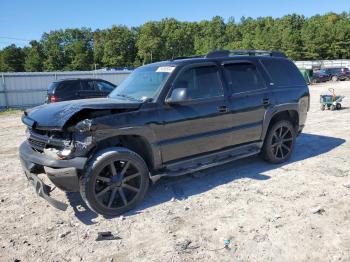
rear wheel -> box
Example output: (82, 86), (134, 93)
(261, 120), (296, 164)
(80, 147), (149, 217)
(320, 104), (325, 111)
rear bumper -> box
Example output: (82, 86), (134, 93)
(19, 141), (88, 210)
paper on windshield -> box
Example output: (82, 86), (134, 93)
(156, 66), (175, 73)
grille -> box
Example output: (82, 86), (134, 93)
(28, 138), (46, 152)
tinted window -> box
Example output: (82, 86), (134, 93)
(261, 59), (306, 87)
(223, 63), (265, 93)
(110, 65), (172, 101)
(47, 82), (60, 94)
(57, 81), (81, 94)
(174, 66), (223, 100)
(95, 81), (116, 92)
(81, 80), (95, 91)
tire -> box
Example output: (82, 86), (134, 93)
(332, 76), (338, 82)
(80, 147), (149, 217)
(261, 120), (296, 164)
(320, 104), (325, 111)
(336, 103), (342, 110)
(330, 105), (336, 111)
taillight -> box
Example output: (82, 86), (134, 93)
(50, 95), (58, 103)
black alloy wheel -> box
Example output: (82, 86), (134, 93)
(261, 120), (296, 164)
(80, 147), (149, 216)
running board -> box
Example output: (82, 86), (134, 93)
(153, 142), (261, 179)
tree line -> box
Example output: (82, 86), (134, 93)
(1, 12), (350, 72)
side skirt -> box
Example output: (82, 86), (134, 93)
(151, 141), (262, 181)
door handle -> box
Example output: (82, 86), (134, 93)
(262, 98), (270, 106)
(218, 105), (228, 113)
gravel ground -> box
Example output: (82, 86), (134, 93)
(0, 81), (350, 262)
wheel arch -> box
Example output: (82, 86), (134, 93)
(92, 134), (158, 173)
(261, 105), (300, 141)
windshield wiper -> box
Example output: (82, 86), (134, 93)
(112, 94), (141, 102)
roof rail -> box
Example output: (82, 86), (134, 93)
(172, 55), (203, 60)
(206, 50), (287, 59)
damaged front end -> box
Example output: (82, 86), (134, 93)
(20, 120), (95, 210)
(19, 98), (142, 210)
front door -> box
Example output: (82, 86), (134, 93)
(156, 64), (232, 163)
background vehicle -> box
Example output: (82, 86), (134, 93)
(20, 50), (309, 216)
(46, 78), (116, 103)
(323, 67), (350, 81)
(312, 70), (331, 83)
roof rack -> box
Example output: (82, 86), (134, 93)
(172, 55), (203, 60)
(206, 50), (287, 59)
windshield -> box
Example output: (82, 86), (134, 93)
(109, 65), (175, 101)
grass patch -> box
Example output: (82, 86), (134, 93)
(0, 108), (23, 116)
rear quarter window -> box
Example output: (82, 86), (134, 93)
(56, 81), (81, 94)
(261, 59), (306, 87)
(47, 82), (59, 94)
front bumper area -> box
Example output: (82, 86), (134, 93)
(23, 169), (68, 211)
(19, 141), (88, 210)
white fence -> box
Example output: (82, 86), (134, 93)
(0, 71), (131, 108)
(295, 60), (350, 69)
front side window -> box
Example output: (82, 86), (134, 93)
(223, 63), (264, 93)
(173, 66), (223, 100)
(109, 65), (173, 101)
(95, 81), (116, 92)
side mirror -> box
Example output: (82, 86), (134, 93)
(166, 88), (188, 104)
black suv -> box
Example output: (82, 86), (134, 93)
(19, 50), (309, 216)
(46, 78), (116, 103)
(324, 67), (350, 81)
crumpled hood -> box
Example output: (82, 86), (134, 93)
(22, 98), (142, 130)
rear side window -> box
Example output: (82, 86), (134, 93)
(223, 63), (265, 93)
(261, 59), (306, 87)
(57, 81), (81, 94)
(81, 80), (95, 91)
(47, 82), (59, 94)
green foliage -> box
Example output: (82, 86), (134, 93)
(0, 44), (25, 72)
(24, 40), (45, 72)
(136, 22), (162, 64)
(194, 16), (227, 55)
(1, 12), (350, 72)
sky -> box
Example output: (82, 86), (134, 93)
(0, 0), (349, 48)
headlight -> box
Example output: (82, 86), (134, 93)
(25, 128), (31, 139)
(57, 147), (74, 159)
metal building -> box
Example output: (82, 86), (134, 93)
(0, 71), (131, 108)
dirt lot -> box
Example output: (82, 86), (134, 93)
(0, 81), (350, 262)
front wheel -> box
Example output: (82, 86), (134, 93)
(80, 147), (149, 217)
(261, 120), (296, 164)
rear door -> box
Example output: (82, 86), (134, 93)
(222, 61), (270, 145)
